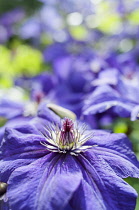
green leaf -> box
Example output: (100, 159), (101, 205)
(128, 9), (139, 25)
(69, 25), (88, 40)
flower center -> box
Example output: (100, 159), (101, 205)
(23, 91), (44, 117)
(40, 118), (95, 155)
(59, 118), (75, 150)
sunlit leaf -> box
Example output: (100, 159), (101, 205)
(128, 9), (139, 25)
(69, 25), (88, 40)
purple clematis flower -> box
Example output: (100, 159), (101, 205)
(15, 52), (95, 118)
(86, 82), (138, 121)
(0, 87), (47, 144)
(83, 53), (139, 121)
(0, 115), (139, 210)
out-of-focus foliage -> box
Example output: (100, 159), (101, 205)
(125, 177), (139, 210)
(0, 45), (43, 87)
(12, 45), (43, 75)
(0, 0), (42, 14)
(128, 9), (139, 24)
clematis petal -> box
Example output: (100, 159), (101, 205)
(83, 85), (136, 118)
(0, 127), (49, 182)
(0, 117), (32, 144)
(4, 151), (138, 210)
(131, 105), (139, 121)
(11, 117), (49, 135)
(7, 154), (82, 210)
(37, 173), (81, 210)
(87, 132), (139, 178)
(92, 68), (119, 86)
(1, 128), (46, 157)
(70, 179), (108, 210)
(0, 99), (24, 120)
(77, 152), (138, 210)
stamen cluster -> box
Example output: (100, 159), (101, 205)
(40, 118), (94, 155)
